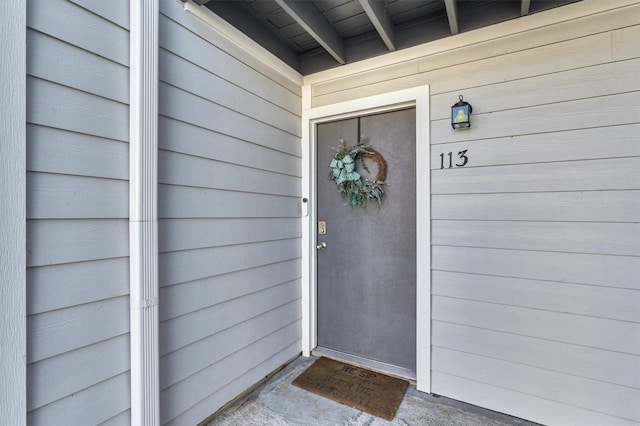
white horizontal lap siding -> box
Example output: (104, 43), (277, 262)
(428, 19), (640, 426)
(158, 1), (303, 424)
(26, 0), (130, 424)
(309, 4), (640, 426)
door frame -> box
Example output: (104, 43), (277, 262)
(301, 85), (431, 392)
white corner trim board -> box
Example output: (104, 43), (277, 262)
(300, 86), (431, 392)
(0, 1), (27, 424)
(130, 1), (160, 425)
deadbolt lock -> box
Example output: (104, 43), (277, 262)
(318, 221), (326, 235)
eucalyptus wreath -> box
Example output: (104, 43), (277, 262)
(328, 138), (387, 207)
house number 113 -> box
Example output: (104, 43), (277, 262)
(439, 150), (469, 169)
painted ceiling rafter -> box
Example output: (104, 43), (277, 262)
(274, 0), (347, 64)
(357, 0), (396, 52)
(444, 0), (459, 35)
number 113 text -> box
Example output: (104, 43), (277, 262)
(439, 150), (469, 169)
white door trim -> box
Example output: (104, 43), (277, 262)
(301, 85), (431, 392)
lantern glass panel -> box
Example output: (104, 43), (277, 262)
(452, 104), (470, 129)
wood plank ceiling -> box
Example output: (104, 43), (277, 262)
(191, 0), (581, 75)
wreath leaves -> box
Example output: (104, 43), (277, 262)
(329, 138), (387, 207)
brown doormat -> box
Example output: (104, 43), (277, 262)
(292, 357), (409, 421)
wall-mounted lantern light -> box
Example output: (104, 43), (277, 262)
(451, 95), (472, 129)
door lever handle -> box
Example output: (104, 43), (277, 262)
(316, 242), (327, 251)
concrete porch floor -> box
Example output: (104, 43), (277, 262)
(205, 356), (541, 426)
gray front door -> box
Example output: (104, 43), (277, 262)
(316, 108), (416, 376)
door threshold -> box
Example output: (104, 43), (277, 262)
(312, 347), (416, 382)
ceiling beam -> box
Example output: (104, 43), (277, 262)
(521, 0), (531, 15)
(274, 0), (346, 64)
(444, 0), (459, 35)
(357, 0), (396, 51)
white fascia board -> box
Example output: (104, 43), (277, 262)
(303, 0), (639, 84)
(183, 1), (303, 86)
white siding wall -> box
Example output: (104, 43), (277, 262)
(25, 0), (131, 424)
(309, 3), (640, 426)
(158, 2), (303, 424)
